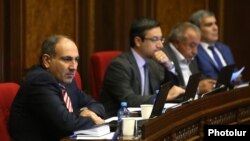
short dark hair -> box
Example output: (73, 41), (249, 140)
(129, 17), (160, 47)
(189, 9), (215, 27)
(169, 22), (200, 43)
(39, 35), (71, 64)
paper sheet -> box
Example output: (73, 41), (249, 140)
(76, 132), (115, 140)
(231, 66), (245, 81)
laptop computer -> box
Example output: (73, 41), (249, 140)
(171, 73), (202, 103)
(150, 72), (201, 117)
(183, 73), (202, 101)
(201, 64), (235, 98)
(215, 64), (235, 89)
(150, 82), (173, 118)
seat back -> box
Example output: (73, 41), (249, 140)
(90, 50), (122, 100)
(0, 82), (20, 141)
(75, 71), (83, 90)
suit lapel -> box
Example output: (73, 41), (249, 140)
(126, 50), (143, 94)
(199, 45), (220, 71)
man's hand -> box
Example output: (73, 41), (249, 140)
(198, 79), (216, 94)
(166, 85), (185, 101)
(153, 50), (170, 64)
(80, 109), (105, 125)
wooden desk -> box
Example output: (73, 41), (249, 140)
(61, 86), (250, 141)
(141, 86), (250, 141)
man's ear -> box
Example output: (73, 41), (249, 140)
(134, 36), (142, 47)
(173, 41), (180, 49)
(42, 54), (51, 69)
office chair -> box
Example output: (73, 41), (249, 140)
(0, 82), (20, 141)
(90, 50), (122, 100)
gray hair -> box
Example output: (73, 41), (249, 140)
(189, 10), (215, 27)
(169, 22), (200, 43)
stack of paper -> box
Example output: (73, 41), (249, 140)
(74, 124), (111, 137)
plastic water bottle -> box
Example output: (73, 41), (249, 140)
(117, 102), (130, 137)
(117, 102), (130, 124)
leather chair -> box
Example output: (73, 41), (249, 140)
(0, 82), (20, 141)
(75, 71), (82, 90)
(90, 50), (122, 100)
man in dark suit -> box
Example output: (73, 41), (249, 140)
(189, 10), (236, 80)
(100, 17), (185, 117)
(9, 35), (105, 141)
(163, 22), (215, 94)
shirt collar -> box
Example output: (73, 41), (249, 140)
(169, 43), (190, 64)
(131, 48), (146, 68)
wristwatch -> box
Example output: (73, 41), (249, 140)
(165, 60), (174, 70)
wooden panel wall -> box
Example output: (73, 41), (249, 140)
(155, 0), (207, 41)
(24, 0), (79, 69)
(0, 0), (4, 81)
(2, 0), (249, 96)
(223, 0), (250, 81)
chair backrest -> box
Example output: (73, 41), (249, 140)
(0, 82), (20, 141)
(90, 50), (122, 100)
(75, 71), (83, 90)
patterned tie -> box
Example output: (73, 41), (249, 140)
(59, 83), (73, 112)
(208, 46), (223, 70)
(143, 62), (149, 96)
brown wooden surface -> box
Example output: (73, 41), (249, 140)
(141, 86), (250, 140)
(60, 86), (250, 141)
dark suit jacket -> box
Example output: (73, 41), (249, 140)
(196, 42), (235, 80)
(100, 49), (171, 117)
(163, 44), (200, 87)
(9, 65), (105, 141)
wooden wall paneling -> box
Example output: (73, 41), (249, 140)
(79, 0), (156, 94)
(155, 0), (208, 40)
(24, 0), (79, 70)
(78, 0), (96, 92)
(0, 0), (4, 82)
(7, 0), (24, 83)
(223, 0), (250, 81)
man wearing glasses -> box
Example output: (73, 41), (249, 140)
(100, 17), (185, 118)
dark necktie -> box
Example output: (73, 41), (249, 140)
(208, 46), (223, 70)
(59, 83), (73, 112)
(143, 63), (149, 96)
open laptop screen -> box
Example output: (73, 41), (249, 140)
(215, 64), (235, 89)
(201, 64), (235, 98)
(150, 82), (173, 118)
(183, 73), (202, 101)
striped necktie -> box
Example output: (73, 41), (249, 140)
(59, 83), (73, 112)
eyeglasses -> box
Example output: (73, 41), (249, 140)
(143, 37), (165, 44)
